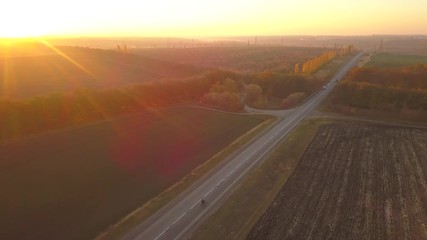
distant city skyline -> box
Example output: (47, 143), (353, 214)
(2, 0), (427, 38)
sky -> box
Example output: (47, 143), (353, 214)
(1, 0), (427, 38)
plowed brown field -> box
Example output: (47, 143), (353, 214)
(248, 123), (427, 240)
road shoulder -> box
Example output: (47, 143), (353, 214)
(190, 117), (334, 239)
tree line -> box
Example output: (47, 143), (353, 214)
(242, 73), (324, 109)
(296, 51), (337, 74)
(1, 67), (331, 141)
(294, 45), (355, 75)
(326, 65), (427, 121)
(0, 70), (237, 141)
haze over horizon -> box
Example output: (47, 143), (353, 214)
(2, 0), (427, 38)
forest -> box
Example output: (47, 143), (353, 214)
(0, 69), (326, 141)
(133, 46), (327, 74)
(1, 45), (354, 141)
(326, 64), (427, 121)
(242, 73), (324, 108)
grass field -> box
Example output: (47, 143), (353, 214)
(248, 122), (427, 239)
(366, 53), (427, 68)
(0, 45), (198, 99)
(0, 107), (264, 240)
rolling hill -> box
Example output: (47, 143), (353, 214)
(0, 42), (200, 99)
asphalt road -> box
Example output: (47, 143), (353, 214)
(122, 52), (363, 240)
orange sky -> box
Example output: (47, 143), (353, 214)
(1, 0), (426, 37)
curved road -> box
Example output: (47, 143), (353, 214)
(122, 52), (363, 240)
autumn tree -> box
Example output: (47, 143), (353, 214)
(244, 83), (263, 105)
(301, 51), (337, 74)
(281, 92), (306, 109)
(294, 63), (300, 74)
(201, 78), (243, 111)
(327, 65), (427, 114)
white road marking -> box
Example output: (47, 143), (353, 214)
(172, 212), (187, 225)
(189, 201), (199, 210)
(204, 187), (215, 197)
(154, 226), (170, 240)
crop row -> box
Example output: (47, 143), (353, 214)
(248, 123), (427, 240)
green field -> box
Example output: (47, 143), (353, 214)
(366, 53), (427, 68)
(0, 107), (264, 240)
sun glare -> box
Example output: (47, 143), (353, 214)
(0, 1), (52, 38)
(2, 0), (427, 37)
(0, 29), (40, 38)
(0, 10), (42, 38)
(0, 18), (44, 38)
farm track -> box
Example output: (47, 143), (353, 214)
(247, 123), (427, 240)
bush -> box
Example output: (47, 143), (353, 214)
(281, 92), (307, 109)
